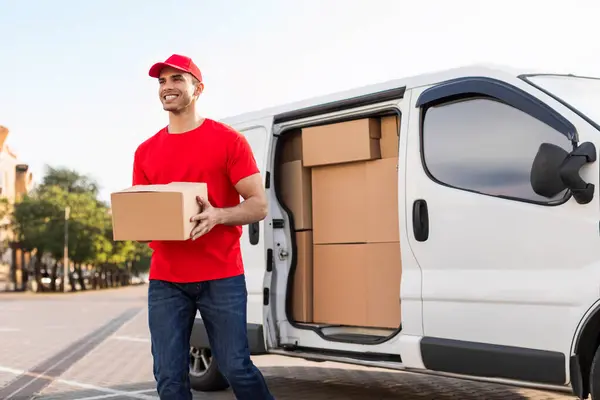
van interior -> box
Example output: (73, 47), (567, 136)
(273, 110), (403, 345)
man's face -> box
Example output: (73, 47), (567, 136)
(157, 67), (203, 113)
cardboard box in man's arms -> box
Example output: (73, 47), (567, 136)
(110, 182), (207, 241)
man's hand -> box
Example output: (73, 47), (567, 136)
(188, 173), (267, 240)
(190, 196), (222, 240)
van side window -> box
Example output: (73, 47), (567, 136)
(421, 97), (572, 203)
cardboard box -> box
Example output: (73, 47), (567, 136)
(301, 118), (381, 167)
(313, 242), (401, 328)
(111, 182), (207, 241)
(313, 243), (366, 327)
(291, 231), (313, 322)
(311, 158), (399, 244)
(279, 160), (312, 230)
(366, 242), (403, 328)
(366, 158), (400, 243)
(380, 115), (399, 159)
(279, 129), (303, 163)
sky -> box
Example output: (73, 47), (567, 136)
(1, 0), (600, 202)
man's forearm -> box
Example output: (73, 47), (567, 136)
(217, 196), (268, 226)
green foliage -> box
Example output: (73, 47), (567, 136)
(11, 166), (151, 278)
(0, 197), (12, 222)
(39, 165), (99, 196)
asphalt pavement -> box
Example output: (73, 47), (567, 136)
(0, 285), (579, 399)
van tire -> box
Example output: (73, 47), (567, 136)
(189, 347), (230, 392)
(589, 345), (600, 399)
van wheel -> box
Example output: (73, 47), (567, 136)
(589, 345), (600, 399)
(189, 347), (229, 392)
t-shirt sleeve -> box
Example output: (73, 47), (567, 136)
(132, 148), (150, 186)
(226, 133), (260, 186)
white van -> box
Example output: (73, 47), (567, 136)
(188, 64), (600, 400)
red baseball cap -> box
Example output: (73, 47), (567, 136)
(148, 54), (202, 83)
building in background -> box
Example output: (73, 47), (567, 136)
(0, 126), (34, 201)
(0, 125), (34, 291)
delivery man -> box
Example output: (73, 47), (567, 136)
(132, 53), (274, 400)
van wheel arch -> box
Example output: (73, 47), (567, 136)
(574, 307), (600, 399)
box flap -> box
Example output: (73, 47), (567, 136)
(113, 182), (208, 195)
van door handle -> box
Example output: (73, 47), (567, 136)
(249, 222), (260, 245)
(412, 199), (429, 242)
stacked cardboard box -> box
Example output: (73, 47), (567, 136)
(280, 115), (402, 329)
(279, 129), (314, 323)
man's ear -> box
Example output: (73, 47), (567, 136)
(195, 82), (205, 97)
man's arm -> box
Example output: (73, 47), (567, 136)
(189, 131), (267, 240)
(217, 172), (268, 226)
(190, 174), (267, 240)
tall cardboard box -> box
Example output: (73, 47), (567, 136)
(292, 231), (313, 322)
(380, 115), (399, 159)
(313, 242), (401, 328)
(279, 160), (312, 231)
(311, 158), (399, 244)
(111, 182), (207, 241)
(301, 118), (381, 167)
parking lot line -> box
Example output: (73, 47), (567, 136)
(110, 335), (151, 343)
(0, 365), (156, 399)
(0, 327), (20, 332)
(0, 308), (142, 400)
(71, 388), (157, 400)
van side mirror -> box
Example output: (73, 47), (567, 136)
(530, 142), (597, 204)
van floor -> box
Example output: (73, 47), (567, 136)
(294, 322), (398, 343)
(325, 333), (388, 343)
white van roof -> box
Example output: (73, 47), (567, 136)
(219, 63), (541, 126)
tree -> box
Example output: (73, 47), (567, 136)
(12, 186), (65, 291)
(12, 165), (151, 292)
(131, 241), (152, 273)
(0, 196), (13, 251)
(66, 190), (113, 290)
(0, 197), (12, 221)
(39, 166), (99, 196)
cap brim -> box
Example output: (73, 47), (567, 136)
(148, 62), (187, 78)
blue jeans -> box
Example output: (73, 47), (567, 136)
(148, 274), (274, 400)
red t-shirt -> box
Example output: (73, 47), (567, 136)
(131, 118), (260, 283)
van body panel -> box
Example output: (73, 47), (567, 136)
(396, 89), (424, 340)
(405, 73), (600, 386)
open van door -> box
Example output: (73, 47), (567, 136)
(226, 116), (274, 327)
